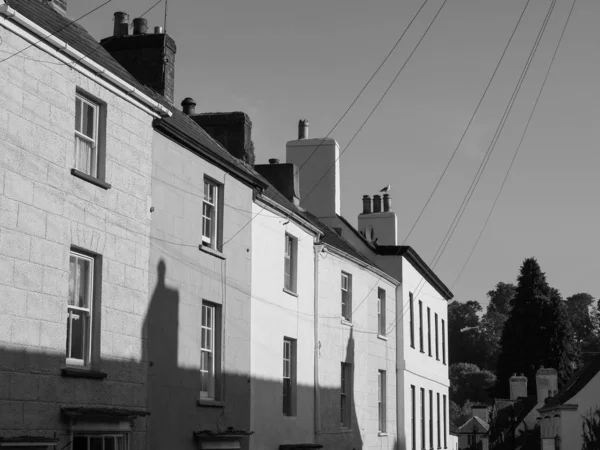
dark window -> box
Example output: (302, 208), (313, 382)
(427, 307), (432, 356)
(409, 292), (415, 348)
(411, 385), (416, 450)
(378, 370), (386, 432)
(421, 388), (426, 449)
(283, 338), (297, 416)
(284, 234), (298, 293)
(429, 390), (433, 449)
(435, 313), (439, 360)
(419, 300), (424, 353)
(341, 272), (352, 321)
(443, 394), (447, 448)
(341, 362), (352, 427)
(442, 319), (446, 364)
(437, 393), (441, 448)
(378, 288), (386, 336)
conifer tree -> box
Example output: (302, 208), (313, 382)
(494, 258), (578, 397)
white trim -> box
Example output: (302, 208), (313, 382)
(0, 2), (171, 119)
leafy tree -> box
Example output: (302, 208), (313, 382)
(487, 282), (516, 315)
(566, 293), (595, 345)
(448, 300), (483, 365)
(449, 363), (496, 406)
(450, 399), (474, 427)
(495, 258), (579, 397)
(582, 406), (600, 450)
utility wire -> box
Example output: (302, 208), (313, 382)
(428, 0), (556, 273)
(451, 0), (579, 290)
(129, 0), (164, 28)
(0, 0), (113, 64)
(222, 0), (435, 247)
(400, 0), (533, 246)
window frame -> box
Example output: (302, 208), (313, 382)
(437, 392), (441, 449)
(419, 300), (424, 353)
(427, 307), (432, 357)
(443, 394), (447, 449)
(202, 178), (222, 250)
(378, 370), (387, 432)
(67, 251), (94, 367)
(435, 313), (439, 361)
(283, 234), (298, 293)
(429, 390), (433, 450)
(341, 272), (352, 321)
(421, 387), (426, 449)
(283, 337), (297, 416)
(442, 319), (446, 365)
(411, 385), (416, 450)
(72, 433), (129, 450)
(200, 301), (222, 401)
(341, 362), (352, 428)
(66, 248), (102, 370)
(377, 288), (386, 336)
(72, 90), (109, 189)
(409, 292), (415, 348)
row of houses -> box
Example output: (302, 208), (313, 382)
(0, 1), (455, 449)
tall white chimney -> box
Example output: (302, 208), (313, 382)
(286, 121), (340, 218)
(509, 374), (528, 400)
(358, 193), (398, 245)
(536, 367), (558, 404)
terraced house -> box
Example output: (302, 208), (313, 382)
(0, 1), (454, 449)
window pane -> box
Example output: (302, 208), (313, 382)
(73, 436), (87, 450)
(75, 98), (82, 133)
(89, 437), (102, 450)
(83, 102), (95, 139)
(76, 257), (91, 308)
(69, 256), (77, 306)
(67, 309), (89, 360)
(105, 437), (115, 450)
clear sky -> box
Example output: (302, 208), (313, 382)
(71, 0), (600, 308)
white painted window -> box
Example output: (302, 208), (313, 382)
(341, 362), (352, 428)
(74, 94), (99, 177)
(341, 272), (352, 321)
(378, 370), (387, 432)
(283, 337), (296, 416)
(284, 234), (297, 292)
(73, 434), (128, 450)
(200, 302), (217, 399)
(202, 179), (220, 248)
(378, 288), (386, 335)
(67, 251), (94, 366)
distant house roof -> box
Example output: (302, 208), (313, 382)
(489, 396), (538, 442)
(5, 0), (266, 190)
(450, 421), (460, 435)
(458, 416), (490, 434)
(542, 354), (600, 409)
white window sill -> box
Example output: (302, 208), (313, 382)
(283, 288), (299, 298)
(378, 432), (388, 437)
(341, 318), (353, 327)
(199, 244), (226, 260)
(377, 334), (388, 341)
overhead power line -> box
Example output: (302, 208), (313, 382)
(451, 0), (579, 290)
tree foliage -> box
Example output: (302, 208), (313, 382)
(448, 300), (483, 366)
(582, 406), (600, 450)
(495, 258), (579, 397)
(449, 363), (496, 406)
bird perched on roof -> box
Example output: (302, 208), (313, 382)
(380, 184), (391, 193)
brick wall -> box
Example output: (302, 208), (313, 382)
(0, 23), (155, 447)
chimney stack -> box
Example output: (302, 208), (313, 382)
(471, 405), (488, 423)
(298, 119), (309, 139)
(255, 160), (301, 206)
(113, 12), (129, 38)
(190, 112), (256, 166)
(101, 17), (177, 103)
(509, 374), (528, 400)
(181, 97), (196, 116)
(536, 367), (558, 405)
(132, 18), (148, 35)
(383, 193), (391, 212)
(372, 195), (382, 213)
(362, 195), (372, 214)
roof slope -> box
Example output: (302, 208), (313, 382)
(5, 0), (262, 187)
(458, 416), (490, 434)
(544, 354), (600, 408)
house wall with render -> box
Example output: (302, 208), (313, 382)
(148, 131), (255, 450)
(0, 11), (155, 449)
(316, 247), (398, 450)
(249, 200), (317, 449)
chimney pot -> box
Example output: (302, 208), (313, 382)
(383, 193), (391, 212)
(181, 97), (196, 115)
(133, 17), (148, 35)
(373, 195), (382, 213)
(154, 26), (164, 34)
(269, 158), (280, 165)
(113, 12), (129, 38)
(298, 119), (309, 139)
(362, 195), (372, 214)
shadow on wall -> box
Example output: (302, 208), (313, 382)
(0, 259), (398, 450)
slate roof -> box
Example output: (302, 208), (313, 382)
(543, 354), (600, 408)
(458, 416), (490, 434)
(489, 396), (537, 442)
(5, 0), (264, 188)
(449, 421), (459, 435)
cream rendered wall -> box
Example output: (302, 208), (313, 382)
(250, 201), (317, 449)
(316, 248), (398, 450)
(0, 21), (154, 448)
(149, 132), (255, 450)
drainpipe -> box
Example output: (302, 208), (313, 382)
(313, 243), (323, 435)
(395, 283), (404, 449)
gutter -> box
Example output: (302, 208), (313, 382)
(0, 1), (171, 118)
(323, 244), (399, 286)
(257, 195), (323, 238)
(313, 243), (324, 436)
